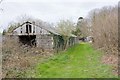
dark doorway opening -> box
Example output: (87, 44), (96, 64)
(26, 25), (32, 33)
(19, 35), (36, 47)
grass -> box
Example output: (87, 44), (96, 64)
(26, 43), (117, 78)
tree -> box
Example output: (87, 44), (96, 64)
(72, 27), (81, 36)
(88, 6), (118, 55)
(7, 22), (18, 33)
(2, 29), (6, 35)
(76, 17), (91, 37)
(57, 20), (75, 50)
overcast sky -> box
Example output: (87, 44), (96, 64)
(0, 0), (119, 32)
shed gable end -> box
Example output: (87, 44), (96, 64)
(12, 22), (50, 35)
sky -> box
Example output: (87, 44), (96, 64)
(0, 0), (119, 32)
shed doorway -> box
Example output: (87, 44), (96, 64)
(19, 35), (36, 47)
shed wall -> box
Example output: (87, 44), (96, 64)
(36, 35), (53, 49)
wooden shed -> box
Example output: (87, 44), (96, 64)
(8, 21), (78, 51)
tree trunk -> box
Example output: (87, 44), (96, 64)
(63, 36), (69, 50)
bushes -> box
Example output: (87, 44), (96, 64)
(2, 36), (54, 78)
(90, 6), (118, 55)
(2, 36), (29, 78)
(78, 6), (118, 55)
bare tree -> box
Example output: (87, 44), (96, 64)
(76, 6), (118, 55)
(57, 20), (75, 50)
(88, 6), (118, 55)
(76, 18), (91, 37)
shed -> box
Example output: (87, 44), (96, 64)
(8, 21), (78, 51)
